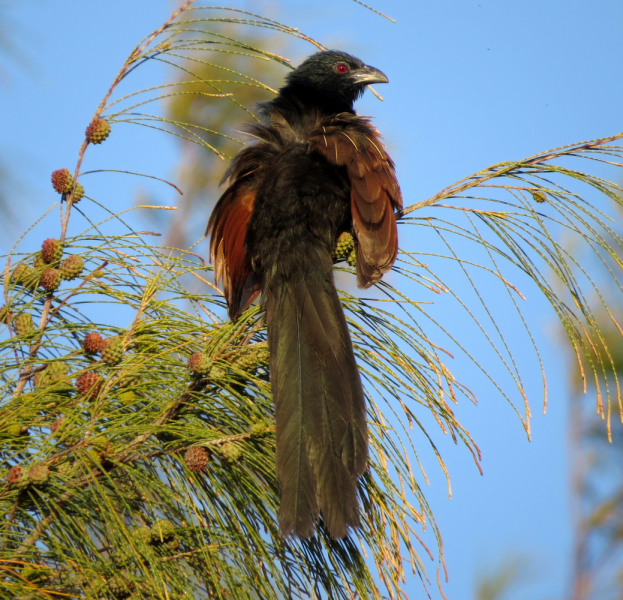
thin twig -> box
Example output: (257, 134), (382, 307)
(401, 132), (623, 217)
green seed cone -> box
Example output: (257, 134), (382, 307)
(102, 336), (124, 366)
(209, 364), (227, 383)
(33, 253), (47, 270)
(188, 352), (211, 376)
(135, 526), (152, 545)
(346, 244), (358, 267)
(56, 460), (76, 479)
(34, 360), (70, 388)
(219, 442), (243, 463)
(83, 448), (102, 466)
(89, 435), (109, 453)
(28, 463), (50, 486)
(59, 254), (84, 280)
(111, 548), (135, 568)
(231, 344), (268, 374)
(118, 390), (139, 405)
(11, 264), (40, 289)
(150, 519), (176, 544)
(70, 181), (85, 203)
(115, 370), (141, 389)
(13, 313), (34, 336)
(106, 573), (134, 598)
(249, 422), (268, 437)
(85, 117), (111, 144)
(332, 231), (355, 261)
(0, 305), (13, 325)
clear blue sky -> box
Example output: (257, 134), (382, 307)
(1, 1), (622, 598)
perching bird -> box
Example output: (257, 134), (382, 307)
(207, 50), (402, 539)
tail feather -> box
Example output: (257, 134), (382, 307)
(266, 247), (367, 539)
(270, 283), (319, 538)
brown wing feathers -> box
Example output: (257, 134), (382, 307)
(206, 184), (259, 320)
(310, 115), (402, 288)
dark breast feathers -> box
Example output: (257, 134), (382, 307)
(207, 111), (402, 321)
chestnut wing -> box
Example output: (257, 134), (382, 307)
(206, 183), (260, 320)
(310, 114), (402, 288)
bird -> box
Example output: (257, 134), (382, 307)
(206, 50), (402, 539)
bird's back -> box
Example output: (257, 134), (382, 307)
(243, 118), (352, 279)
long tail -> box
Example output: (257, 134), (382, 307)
(264, 246), (368, 539)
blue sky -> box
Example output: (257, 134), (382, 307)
(1, 1), (623, 598)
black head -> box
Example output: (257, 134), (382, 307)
(280, 50), (388, 112)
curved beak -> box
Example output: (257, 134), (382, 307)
(352, 64), (389, 85)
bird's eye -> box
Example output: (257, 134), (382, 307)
(336, 63), (349, 74)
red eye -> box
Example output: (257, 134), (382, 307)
(336, 63), (349, 74)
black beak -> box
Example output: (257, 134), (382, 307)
(351, 64), (389, 85)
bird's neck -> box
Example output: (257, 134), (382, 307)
(264, 84), (356, 123)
